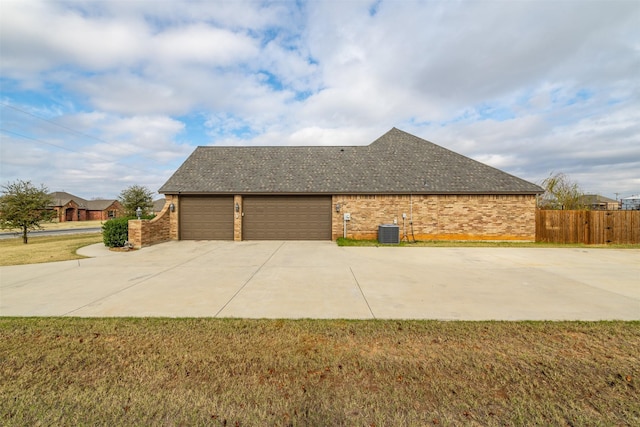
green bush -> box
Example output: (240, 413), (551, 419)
(102, 217), (132, 248)
(102, 215), (157, 247)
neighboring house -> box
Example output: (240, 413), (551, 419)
(49, 192), (123, 222)
(153, 199), (167, 215)
(144, 128), (542, 244)
(579, 194), (620, 210)
(621, 195), (640, 210)
(85, 199), (124, 220)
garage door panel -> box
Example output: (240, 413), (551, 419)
(180, 196), (233, 240)
(243, 196), (331, 240)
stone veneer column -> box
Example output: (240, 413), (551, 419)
(167, 195), (179, 240)
(233, 195), (243, 241)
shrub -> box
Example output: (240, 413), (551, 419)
(102, 217), (131, 248)
(102, 215), (157, 248)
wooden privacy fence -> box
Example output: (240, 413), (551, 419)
(536, 210), (640, 244)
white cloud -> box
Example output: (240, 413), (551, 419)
(153, 24), (259, 66)
(0, 1), (147, 75)
(1, 0), (638, 199)
(288, 126), (373, 146)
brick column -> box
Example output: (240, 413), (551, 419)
(167, 195), (179, 240)
(233, 195), (243, 241)
(128, 220), (142, 248)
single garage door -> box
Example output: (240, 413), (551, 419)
(180, 196), (234, 240)
(243, 196), (331, 240)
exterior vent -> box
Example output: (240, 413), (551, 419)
(378, 224), (400, 244)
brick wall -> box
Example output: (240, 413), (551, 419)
(128, 196), (179, 248)
(86, 211), (104, 221)
(55, 201), (83, 222)
(141, 193), (535, 244)
(86, 202), (124, 221)
(331, 194), (537, 241)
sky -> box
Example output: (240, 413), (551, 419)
(1, 0), (638, 201)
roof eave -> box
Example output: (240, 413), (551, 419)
(159, 190), (543, 196)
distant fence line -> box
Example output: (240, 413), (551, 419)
(536, 210), (640, 244)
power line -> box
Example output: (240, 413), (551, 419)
(0, 102), (148, 160)
(0, 128), (79, 153)
(0, 102), (180, 192)
(0, 102), (112, 146)
(0, 128), (161, 177)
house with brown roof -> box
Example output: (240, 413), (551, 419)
(153, 198), (168, 215)
(579, 195), (620, 210)
(49, 192), (123, 222)
(130, 128), (543, 247)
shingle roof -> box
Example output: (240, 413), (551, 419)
(49, 192), (118, 210)
(49, 191), (87, 208)
(580, 194), (618, 204)
(85, 199), (118, 211)
(153, 198), (167, 212)
(159, 128), (543, 195)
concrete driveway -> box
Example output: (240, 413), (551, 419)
(1, 241), (638, 320)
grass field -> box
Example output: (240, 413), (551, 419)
(0, 233), (103, 266)
(1, 318), (638, 426)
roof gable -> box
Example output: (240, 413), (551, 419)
(159, 128), (542, 195)
(49, 191), (88, 208)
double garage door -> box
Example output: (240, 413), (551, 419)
(180, 196), (331, 240)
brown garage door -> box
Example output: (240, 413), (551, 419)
(180, 196), (234, 240)
(243, 196), (331, 240)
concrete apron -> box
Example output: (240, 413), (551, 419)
(1, 241), (638, 320)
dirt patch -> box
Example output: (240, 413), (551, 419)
(108, 247), (138, 252)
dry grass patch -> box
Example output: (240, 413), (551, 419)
(1, 220), (104, 232)
(1, 319), (638, 426)
(0, 233), (103, 266)
(41, 220), (105, 230)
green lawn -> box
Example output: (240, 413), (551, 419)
(1, 318), (638, 426)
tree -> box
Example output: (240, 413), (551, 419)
(0, 180), (55, 244)
(118, 185), (154, 217)
(539, 172), (586, 210)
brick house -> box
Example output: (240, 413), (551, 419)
(579, 194), (620, 210)
(153, 199), (167, 215)
(49, 192), (123, 222)
(131, 128), (542, 247)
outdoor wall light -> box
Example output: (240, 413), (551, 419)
(235, 202), (240, 212)
(169, 202), (175, 212)
(136, 206), (142, 219)
(335, 203), (341, 213)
